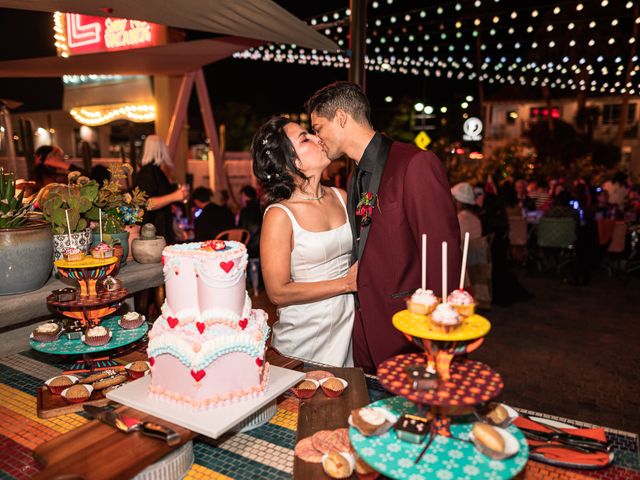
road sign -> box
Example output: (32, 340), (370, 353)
(414, 131), (432, 150)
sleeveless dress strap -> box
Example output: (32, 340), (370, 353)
(330, 187), (348, 214)
(264, 203), (301, 231)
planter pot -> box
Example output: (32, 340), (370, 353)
(0, 220), (53, 295)
(53, 228), (92, 262)
(124, 224), (141, 262)
(92, 231), (130, 266)
(132, 236), (167, 264)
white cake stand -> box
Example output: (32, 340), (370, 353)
(107, 365), (304, 439)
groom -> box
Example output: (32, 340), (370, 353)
(306, 81), (461, 372)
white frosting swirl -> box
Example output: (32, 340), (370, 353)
(358, 407), (386, 426)
(447, 289), (474, 305)
(431, 303), (461, 326)
(411, 288), (438, 306)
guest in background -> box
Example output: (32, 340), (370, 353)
(192, 187), (235, 241)
(603, 172), (629, 211)
(451, 182), (482, 241)
(515, 178), (535, 212)
(90, 164), (110, 187)
(237, 185), (262, 259)
(133, 135), (188, 245)
(30, 145), (67, 189)
(529, 177), (550, 211)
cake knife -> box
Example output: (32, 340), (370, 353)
(83, 405), (181, 446)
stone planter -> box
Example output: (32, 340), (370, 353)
(92, 231), (130, 266)
(124, 224), (141, 262)
(53, 227), (92, 262)
(0, 220), (53, 295)
(132, 236), (166, 264)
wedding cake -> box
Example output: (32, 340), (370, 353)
(147, 240), (270, 409)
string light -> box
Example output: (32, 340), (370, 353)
(70, 103), (156, 126)
(53, 11), (69, 58)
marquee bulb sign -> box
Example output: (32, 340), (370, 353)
(54, 12), (160, 57)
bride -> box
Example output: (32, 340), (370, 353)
(251, 116), (357, 367)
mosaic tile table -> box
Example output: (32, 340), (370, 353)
(0, 349), (638, 480)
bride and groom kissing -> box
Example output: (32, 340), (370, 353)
(252, 81), (461, 373)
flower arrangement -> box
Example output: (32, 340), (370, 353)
(356, 191), (376, 227)
(91, 163), (147, 234)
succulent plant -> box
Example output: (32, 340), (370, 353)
(0, 167), (34, 228)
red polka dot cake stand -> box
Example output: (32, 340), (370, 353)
(392, 309), (491, 381)
(377, 353), (504, 436)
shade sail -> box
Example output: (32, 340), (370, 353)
(0, 0), (338, 52)
(0, 37), (263, 77)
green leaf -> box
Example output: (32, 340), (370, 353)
(77, 218), (87, 232)
(68, 196), (80, 211)
(77, 196), (92, 213)
(85, 205), (100, 221)
(80, 182), (99, 202)
(52, 225), (65, 235)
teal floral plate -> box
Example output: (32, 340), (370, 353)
(349, 396), (529, 480)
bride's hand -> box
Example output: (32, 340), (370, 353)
(345, 262), (358, 292)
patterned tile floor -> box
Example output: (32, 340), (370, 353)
(0, 350), (638, 480)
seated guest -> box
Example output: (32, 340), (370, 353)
(30, 145), (67, 190)
(515, 178), (535, 212)
(237, 185), (262, 259)
(544, 190), (579, 221)
(451, 182), (482, 240)
(192, 187), (235, 241)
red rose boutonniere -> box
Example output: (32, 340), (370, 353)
(356, 192), (377, 227)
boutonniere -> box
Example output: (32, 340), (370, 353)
(356, 192), (377, 227)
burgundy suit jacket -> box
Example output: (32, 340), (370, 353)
(351, 141), (462, 370)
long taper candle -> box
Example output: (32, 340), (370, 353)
(64, 209), (72, 243)
(459, 232), (470, 290)
(99, 208), (103, 243)
(421, 234), (427, 290)
(442, 241), (447, 301)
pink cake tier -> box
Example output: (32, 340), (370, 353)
(162, 241), (248, 317)
(148, 300), (270, 409)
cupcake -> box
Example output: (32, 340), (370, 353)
(126, 361), (150, 379)
(63, 246), (84, 262)
(350, 407), (394, 437)
(320, 377), (348, 398)
(291, 379), (319, 399)
(91, 242), (113, 259)
(322, 451), (354, 479)
(447, 288), (476, 317)
(430, 303), (461, 333)
(120, 312), (145, 329)
(45, 375), (78, 395)
(32, 322), (62, 342)
(83, 326), (111, 346)
(62, 384), (92, 403)
(406, 288), (439, 315)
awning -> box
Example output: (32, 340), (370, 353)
(0, 37), (264, 77)
(0, 0), (339, 52)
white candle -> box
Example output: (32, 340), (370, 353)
(421, 234), (427, 290)
(442, 241), (447, 301)
(460, 232), (470, 290)
(64, 209), (71, 242)
(99, 208), (103, 243)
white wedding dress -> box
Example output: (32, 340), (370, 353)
(264, 187), (354, 367)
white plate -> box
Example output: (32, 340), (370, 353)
(469, 425), (520, 460)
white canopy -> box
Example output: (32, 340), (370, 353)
(0, 37), (263, 77)
(0, 0), (338, 52)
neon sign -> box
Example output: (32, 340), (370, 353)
(54, 13), (160, 56)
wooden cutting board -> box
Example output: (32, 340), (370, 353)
(293, 367), (370, 480)
(33, 405), (197, 480)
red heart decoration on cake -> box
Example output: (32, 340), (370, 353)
(149, 357), (155, 366)
(255, 358), (263, 367)
(196, 322), (206, 334)
(220, 261), (234, 273)
(167, 316), (179, 328)
(191, 369), (206, 382)
(239, 318), (248, 330)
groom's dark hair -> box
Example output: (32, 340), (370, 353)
(305, 81), (371, 126)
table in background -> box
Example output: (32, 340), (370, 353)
(0, 349), (638, 480)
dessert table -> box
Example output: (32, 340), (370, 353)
(0, 348), (638, 480)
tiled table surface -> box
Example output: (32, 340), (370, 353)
(0, 348), (638, 480)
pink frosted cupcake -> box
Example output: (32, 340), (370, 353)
(447, 289), (476, 317)
(91, 242), (113, 259)
(406, 288), (439, 315)
(431, 303), (461, 333)
(83, 326), (111, 346)
(120, 312), (145, 329)
(63, 247), (84, 262)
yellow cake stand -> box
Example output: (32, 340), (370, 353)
(392, 310), (491, 380)
(54, 256), (118, 297)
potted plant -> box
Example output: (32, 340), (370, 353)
(89, 163), (147, 265)
(0, 168), (53, 295)
(38, 171), (99, 262)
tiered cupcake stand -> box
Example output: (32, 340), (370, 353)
(30, 257), (147, 372)
(349, 310), (529, 479)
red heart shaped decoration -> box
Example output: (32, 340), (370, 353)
(196, 322), (206, 334)
(167, 316), (179, 328)
(239, 318), (248, 330)
(191, 369), (206, 382)
(149, 357), (155, 366)
(255, 358), (263, 367)
(220, 261), (234, 273)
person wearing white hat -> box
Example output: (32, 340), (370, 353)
(451, 182), (482, 241)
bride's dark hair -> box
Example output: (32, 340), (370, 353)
(251, 116), (308, 205)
